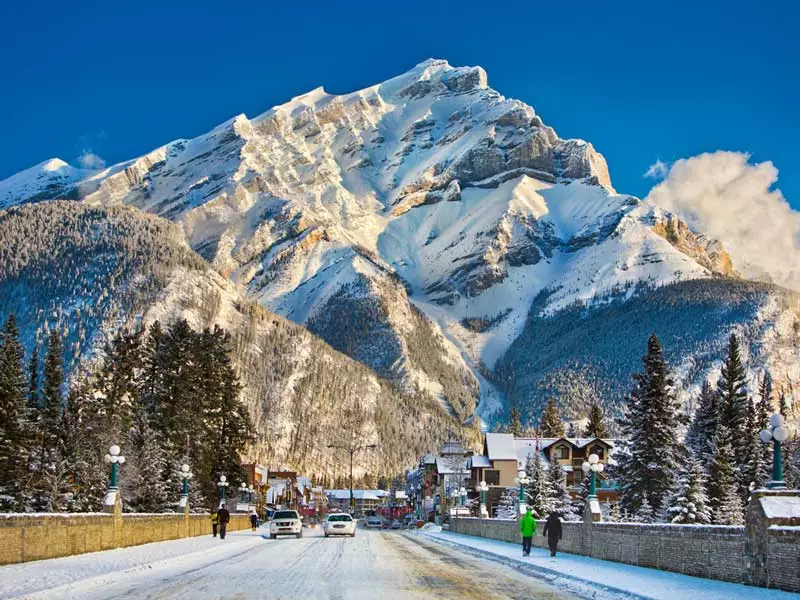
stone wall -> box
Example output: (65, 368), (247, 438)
(0, 511), (251, 565)
(450, 516), (800, 593)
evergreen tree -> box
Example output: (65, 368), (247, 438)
(566, 422), (578, 437)
(504, 405), (523, 437)
(584, 403), (608, 438)
(540, 398), (565, 437)
(615, 334), (684, 517)
(634, 496), (655, 523)
(778, 389), (788, 418)
(125, 407), (174, 513)
(61, 384), (107, 511)
(609, 502), (622, 522)
(685, 381), (719, 461)
(96, 328), (142, 441)
(717, 334), (749, 498)
(28, 346), (39, 409)
(546, 459), (579, 520)
(524, 451), (551, 518)
(706, 424), (744, 525)
(667, 459), (711, 524)
(496, 486), (518, 519)
(0, 315), (33, 510)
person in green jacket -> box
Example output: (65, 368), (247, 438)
(519, 508), (537, 556)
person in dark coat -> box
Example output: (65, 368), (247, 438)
(543, 511), (562, 556)
(250, 511), (258, 531)
(217, 505), (231, 540)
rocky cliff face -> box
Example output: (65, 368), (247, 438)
(2, 58), (794, 424)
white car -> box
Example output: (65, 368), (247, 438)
(323, 513), (356, 537)
(270, 510), (303, 539)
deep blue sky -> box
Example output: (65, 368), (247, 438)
(1, 1), (797, 205)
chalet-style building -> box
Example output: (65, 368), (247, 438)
(468, 433), (619, 516)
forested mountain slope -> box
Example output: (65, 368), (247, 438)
(0, 201), (472, 478)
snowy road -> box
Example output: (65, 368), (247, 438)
(2, 528), (574, 600)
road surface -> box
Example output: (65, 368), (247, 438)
(3, 528), (575, 599)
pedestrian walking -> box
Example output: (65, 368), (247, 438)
(210, 509), (219, 537)
(218, 505), (231, 540)
(519, 507), (537, 556)
(250, 511), (258, 532)
(543, 511), (563, 557)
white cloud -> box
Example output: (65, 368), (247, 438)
(645, 151), (800, 291)
(77, 150), (106, 170)
(644, 159), (669, 179)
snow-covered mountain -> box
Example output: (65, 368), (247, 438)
(2, 58), (798, 423)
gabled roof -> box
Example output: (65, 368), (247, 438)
(485, 433), (516, 460)
(470, 455), (492, 468)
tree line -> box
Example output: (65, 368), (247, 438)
(613, 333), (797, 525)
(0, 315), (252, 513)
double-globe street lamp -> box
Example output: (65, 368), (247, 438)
(104, 444), (126, 490)
(178, 463), (193, 497)
(240, 482), (248, 503)
(217, 475), (230, 504)
(582, 453), (605, 498)
(760, 413), (790, 489)
(459, 486), (467, 507)
(478, 480), (488, 518)
(514, 470), (531, 513)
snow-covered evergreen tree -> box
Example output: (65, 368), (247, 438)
(125, 408), (175, 513)
(634, 497), (655, 523)
(540, 398), (565, 437)
(667, 459), (711, 524)
(584, 403), (608, 438)
(0, 315), (33, 510)
(502, 405), (524, 436)
(717, 334), (750, 499)
(546, 459), (578, 520)
(706, 424), (744, 525)
(685, 380), (718, 462)
(496, 486), (518, 519)
(524, 451), (551, 518)
(616, 334), (684, 518)
(609, 502), (622, 522)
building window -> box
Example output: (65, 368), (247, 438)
(484, 470), (500, 485)
(556, 445), (570, 460)
(590, 446), (604, 460)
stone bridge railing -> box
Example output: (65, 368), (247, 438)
(451, 489), (800, 593)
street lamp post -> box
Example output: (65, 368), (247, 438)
(478, 480), (488, 518)
(327, 442), (377, 514)
(240, 482), (248, 503)
(514, 470), (531, 514)
(217, 475), (229, 504)
(459, 486), (467, 507)
(248, 485), (255, 504)
(178, 463), (193, 497)
(760, 413), (790, 489)
(582, 453), (605, 498)
(104, 444), (126, 490)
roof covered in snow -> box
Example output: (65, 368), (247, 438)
(485, 433), (516, 460)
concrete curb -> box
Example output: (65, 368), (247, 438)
(420, 532), (652, 600)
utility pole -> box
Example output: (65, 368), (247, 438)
(328, 441), (377, 513)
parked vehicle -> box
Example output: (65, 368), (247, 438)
(365, 516), (383, 529)
(390, 520), (402, 529)
(323, 513), (356, 538)
(269, 510), (303, 539)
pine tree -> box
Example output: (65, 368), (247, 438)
(34, 329), (66, 511)
(584, 403), (608, 438)
(717, 334), (749, 499)
(125, 408), (174, 513)
(778, 389), (788, 418)
(61, 385), (107, 512)
(635, 497), (655, 523)
(523, 451), (551, 518)
(667, 459), (711, 524)
(546, 458), (579, 520)
(609, 502), (622, 522)
(96, 327), (142, 441)
(706, 424), (744, 525)
(685, 381), (719, 461)
(540, 398), (565, 437)
(504, 405), (523, 436)
(496, 486), (518, 519)
(616, 334), (684, 517)
(28, 346), (39, 409)
(0, 315), (33, 510)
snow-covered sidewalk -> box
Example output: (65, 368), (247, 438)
(421, 530), (797, 600)
(0, 529), (264, 599)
